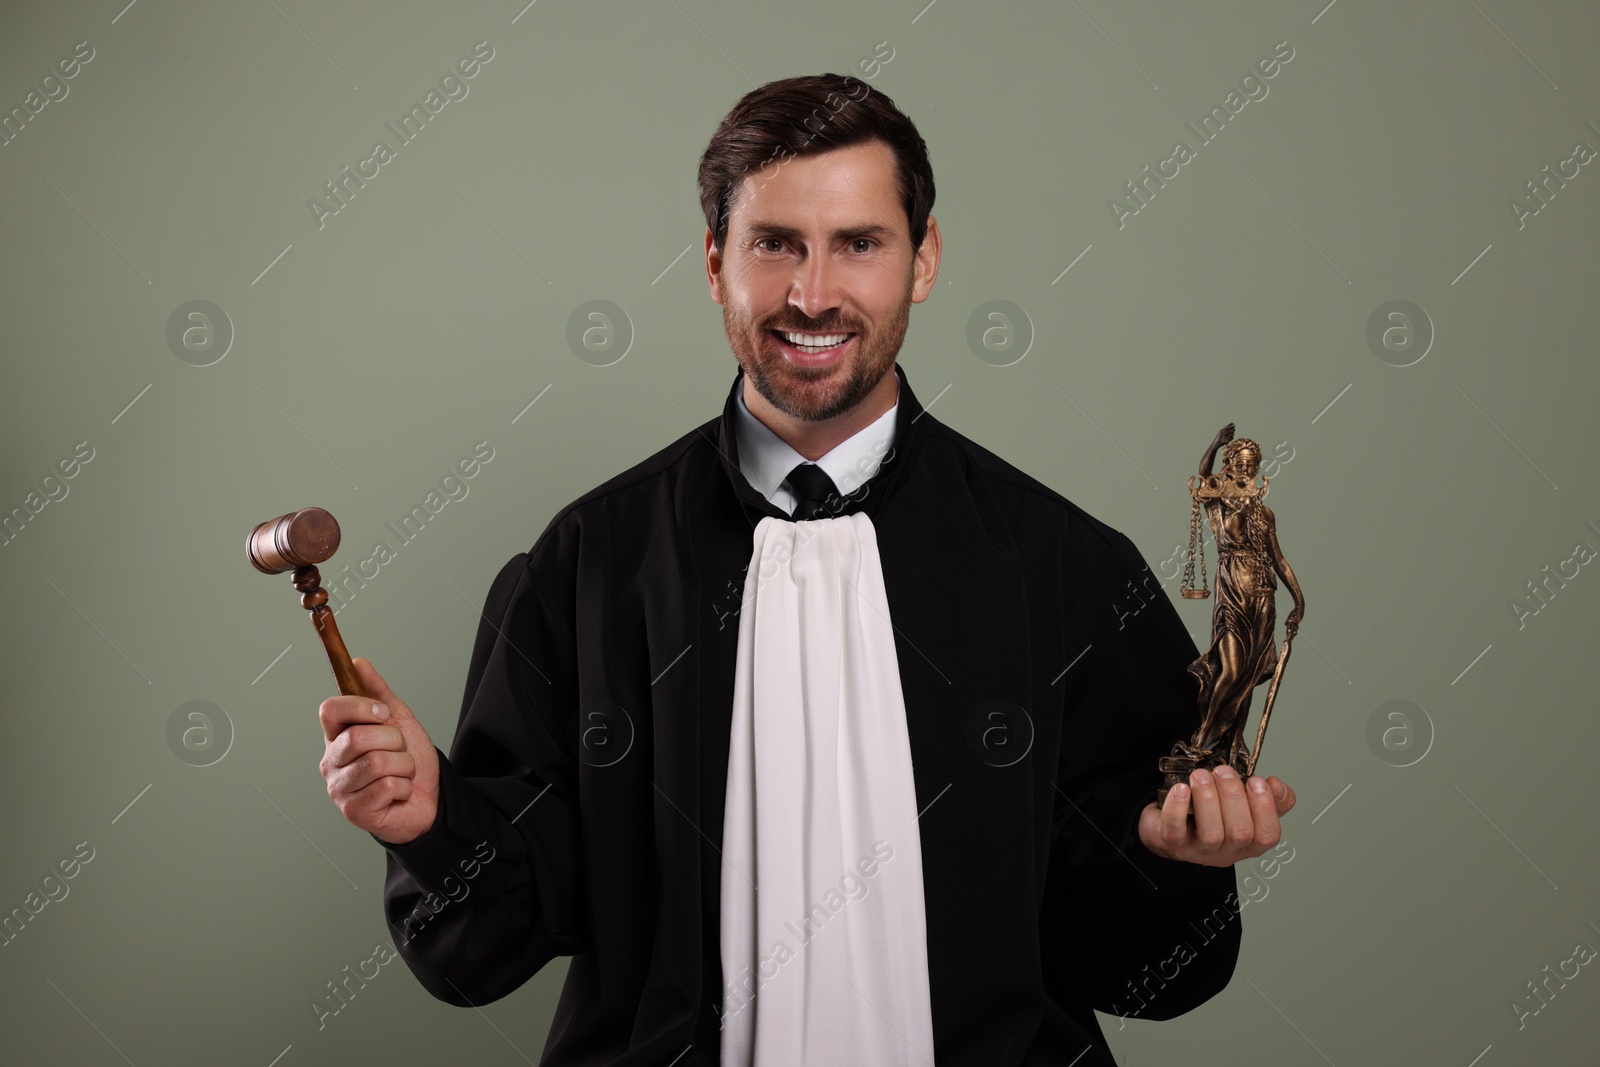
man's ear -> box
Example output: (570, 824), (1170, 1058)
(705, 227), (724, 305)
(910, 215), (941, 303)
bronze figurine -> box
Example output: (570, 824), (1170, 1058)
(1157, 424), (1304, 805)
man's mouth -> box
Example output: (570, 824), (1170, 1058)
(769, 329), (856, 364)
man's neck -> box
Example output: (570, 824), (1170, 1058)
(742, 367), (899, 462)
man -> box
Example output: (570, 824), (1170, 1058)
(317, 73), (1297, 1066)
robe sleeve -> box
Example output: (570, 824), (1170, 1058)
(1042, 530), (1242, 1021)
(370, 527), (589, 1007)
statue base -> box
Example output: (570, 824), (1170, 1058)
(1155, 740), (1252, 807)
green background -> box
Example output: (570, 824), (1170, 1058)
(2, 0), (1597, 1063)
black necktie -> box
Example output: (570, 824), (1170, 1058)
(784, 462), (840, 521)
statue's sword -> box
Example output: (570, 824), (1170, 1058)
(1245, 630), (1293, 779)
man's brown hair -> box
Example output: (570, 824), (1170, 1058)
(697, 73), (936, 255)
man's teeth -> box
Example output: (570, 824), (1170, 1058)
(778, 331), (851, 350)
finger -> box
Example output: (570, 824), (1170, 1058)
(1268, 776), (1297, 815)
(1160, 782), (1193, 854)
(329, 747), (418, 799)
(354, 657), (419, 729)
(1210, 766), (1255, 854)
(1245, 776), (1281, 848)
(323, 723), (407, 773)
(1189, 768), (1225, 854)
(353, 657), (399, 708)
(320, 693), (392, 743)
(342, 773), (414, 825)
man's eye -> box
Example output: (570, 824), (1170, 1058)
(757, 238), (784, 253)
(851, 239), (875, 253)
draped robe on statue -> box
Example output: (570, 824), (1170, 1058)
(1186, 496), (1281, 761)
(375, 363), (1243, 1066)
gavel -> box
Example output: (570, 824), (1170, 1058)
(246, 507), (369, 699)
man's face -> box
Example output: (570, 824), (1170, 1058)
(706, 139), (938, 423)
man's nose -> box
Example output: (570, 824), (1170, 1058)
(788, 255), (844, 321)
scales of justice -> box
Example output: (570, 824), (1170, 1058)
(1156, 423), (1306, 807)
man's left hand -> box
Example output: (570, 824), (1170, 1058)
(1137, 766), (1296, 868)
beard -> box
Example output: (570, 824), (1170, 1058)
(722, 276), (912, 423)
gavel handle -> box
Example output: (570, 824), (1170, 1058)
(293, 565), (370, 699)
(314, 603), (369, 697)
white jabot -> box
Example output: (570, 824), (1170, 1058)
(719, 512), (936, 1066)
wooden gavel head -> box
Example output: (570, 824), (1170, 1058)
(246, 507), (368, 698)
(246, 506), (341, 574)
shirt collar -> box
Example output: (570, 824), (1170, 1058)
(732, 374), (899, 512)
(713, 361), (926, 528)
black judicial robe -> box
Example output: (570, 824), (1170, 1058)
(376, 363), (1242, 1065)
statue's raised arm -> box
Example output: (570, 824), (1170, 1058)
(1199, 422), (1235, 478)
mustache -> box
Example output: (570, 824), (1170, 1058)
(766, 322), (859, 334)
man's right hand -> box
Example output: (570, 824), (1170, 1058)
(319, 657), (441, 845)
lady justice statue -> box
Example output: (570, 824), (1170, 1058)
(1157, 423), (1305, 804)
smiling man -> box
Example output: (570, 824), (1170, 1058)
(319, 73), (1295, 1067)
